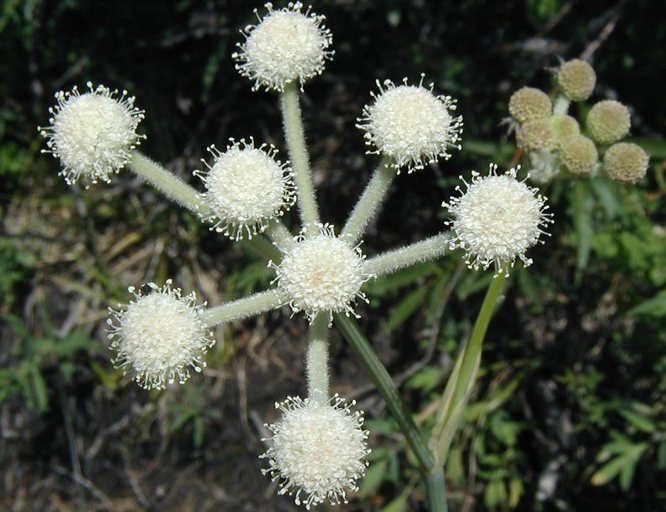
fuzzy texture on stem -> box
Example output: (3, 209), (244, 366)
(200, 289), (287, 327)
(261, 395), (370, 509)
(107, 280), (214, 389)
(306, 313), (330, 405)
(195, 138), (295, 240)
(281, 82), (320, 232)
(129, 152), (208, 214)
(363, 233), (452, 277)
(39, 82), (145, 186)
(357, 76), (462, 173)
(341, 157), (396, 244)
(233, 2), (333, 92)
(443, 164), (552, 275)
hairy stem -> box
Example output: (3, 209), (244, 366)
(553, 94), (571, 116)
(201, 289), (286, 327)
(364, 233), (452, 277)
(265, 220), (296, 251)
(280, 82), (319, 234)
(306, 313), (330, 405)
(341, 157), (395, 243)
(129, 151), (208, 214)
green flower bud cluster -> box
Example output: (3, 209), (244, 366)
(508, 59), (650, 184)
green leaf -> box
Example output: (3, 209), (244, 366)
(383, 494), (408, 512)
(358, 459), (388, 497)
(386, 285), (430, 331)
(591, 444), (647, 487)
(405, 366), (442, 391)
(484, 479), (508, 508)
(628, 289), (666, 317)
(619, 409), (656, 434)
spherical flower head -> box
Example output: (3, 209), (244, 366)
(586, 100), (631, 145)
(107, 280), (214, 390)
(443, 165), (553, 275)
(357, 76), (463, 173)
(261, 395), (370, 509)
(550, 114), (580, 144)
(195, 138), (296, 240)
(559, 134), (598, 175)
(233, 2), (333, 92)
(557, 59), (596, 101)
(273, 223), (371, 323)
(39, 82), (145, 186)
(603, 142), (650, 184)
(516, 119), (556, 152)
(508, 87), (552, 123)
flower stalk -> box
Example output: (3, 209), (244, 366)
(306, 313), (330, 405)
(201, 289), (287, 327)
(363, 233), (452, 277)
(281, 82), (319, 233)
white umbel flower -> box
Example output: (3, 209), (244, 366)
(273, 223), (371, 322)
(443, 165), (552, 275)
(39, 82), (145, 186)
(261, 395), (370, 509)
(107, 280), (214, 389)
(233, 2), (333, 92)
(195, 139), (296, 240)
(357, 76), (463, 173)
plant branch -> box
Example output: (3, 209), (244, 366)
(364, 233), (452, 277)
(306, 313), (330, 405)
(201, 289), (287, 327)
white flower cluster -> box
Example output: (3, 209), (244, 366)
(39, 82), (144, 186)
(261, 395), (370, 509)
(107, 280), (214, 390)
(443, 165), (552, 275)
(195, 139), (296, 240)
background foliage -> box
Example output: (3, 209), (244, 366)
(1, 0), (664, 510)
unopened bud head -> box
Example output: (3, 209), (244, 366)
(39, 82), (145, 186)
(357, 76), (462, 173)
(233, 2), (333, 92)
(516, 119), (556, 152)
(273, 224), (371, 322)
(196, 139), (295, 240)
(443, 165), (553, 275)
(261, 395), (370, 510)
(509, 87), (552, 123)
(550, 114), (580, 143)
(107, 280), (214, 390)
(559, 135), (598, 175)
(587, 100), (631, 145)
(603, 142), (650, 184)
(557, 59), (596, 101)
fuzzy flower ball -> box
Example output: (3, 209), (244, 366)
(586, 100), (631, 145)
(559, 135), (598, 175)
(196, 139), (295, 240)
(39, 82), (144, 186)
(261, 395), (370, 509)
(603, 142), (650, 184)
(516, 119), (556, 152)
(508, 87), (552, 123)
(357, 77), (463, 173)
(443, 165), (553, 274)
(550, 114), (580, 144)
(273, 224), (371, 322)
(557, 59), (596, 101)
(107, 280), (214, 389)
(233, 2), (333, 91)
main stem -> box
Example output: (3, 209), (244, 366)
(280, 82), (319, 234)
(306, 313), (330, 405)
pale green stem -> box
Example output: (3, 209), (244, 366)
(364, 233), (452, 277)
(265, 220), (296, 251)
(128, 151), (208, 214)
(426, 467), (448, 512)
(201, 289), (287, 327)
(341, 157), (395, 244)
(430, 271), (507, 467)
(306, 313), (330, 405)
(553, 94), (571, 116)
(280, 82), (319, 234)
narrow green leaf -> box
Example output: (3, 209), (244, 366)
(359, 460), (388, 497)
(387, 285), (430, 331)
